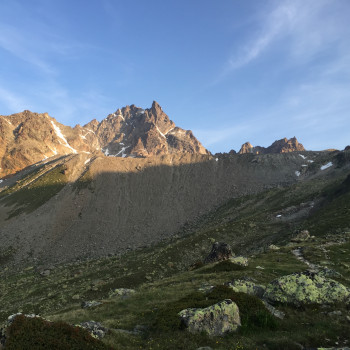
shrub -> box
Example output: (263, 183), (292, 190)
(4, 315), (113, 350)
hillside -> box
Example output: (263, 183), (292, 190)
(0, 149), (335, 266)
(0, 148), (349, 349)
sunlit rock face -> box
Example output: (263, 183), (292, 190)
(0, 102), (209, 177)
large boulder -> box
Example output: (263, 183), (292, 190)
(204, 242), (233, 264)
(264, 271), (350, 305)
(178, 299), (241, 336)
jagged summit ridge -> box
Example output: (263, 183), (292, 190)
(0, 102), (209, 177)
(239, 137), (305, 155)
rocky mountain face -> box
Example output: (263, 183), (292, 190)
(0, 101), (209, 177)
(239, 137), (305, 155)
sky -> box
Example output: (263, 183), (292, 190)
(0, 0), (349, 153)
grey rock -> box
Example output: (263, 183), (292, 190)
(79, 321), (108, 339)
(81, 300), (103, 309)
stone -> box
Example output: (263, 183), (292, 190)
(204, 242), (233, 264)
(226, 280), (265, 298)
(39, 269), (51, 277)
(78, 321), (108, 339)
(261, 300), (285, 319)
(291, 230), (310, 243)
(178, 299), (241, 336)
(229, 256), (249, 267)
(81, 300), (103, 309)
(268, 244), (280, 251)
(108, 288), (136, 298)
(264, 270), (350, 305)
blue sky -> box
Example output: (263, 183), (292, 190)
(0, 0), (349, 153)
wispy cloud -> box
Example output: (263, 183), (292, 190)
(226, 0), (348, 71)
(0, 23), (56, 75)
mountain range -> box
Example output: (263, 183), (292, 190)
(1, 102), (307, 178)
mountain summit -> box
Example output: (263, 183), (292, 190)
(0, 102), (209, 177)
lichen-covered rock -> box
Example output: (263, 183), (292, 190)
(78, 321), (108, 338)
(178, 299), (241, 336)
(204, 242), (233, 264)
(229, 256), (249, 267)
(264, 271), (350, 305)
(226, 280), (265, 297)
(268, 244), (280, 251)
(108, 288), (136, 298)
(291, 230), (310, 242)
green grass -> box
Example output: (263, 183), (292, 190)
(2, 165), (68, 219)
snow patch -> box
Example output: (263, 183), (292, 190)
(116, 146), (130, 157)
(299, 154), (307, 159)
(156, 125), (166, 139)
(81, 151), (90, 154)
(3, 118), (12, 126)
(320, 162), (333, 170)
(48, 146), (58, 155)
(276, 214), (282, 218)
(295, 171), (301, 177)
(307, 160), (314, 163)
(165, 127), (175, 135)
(51, 121), (77, 154)
(301, 164), (308, 167)
(215, 158), (219, 162)
(103, 148), (110, 156)
(0, 179), (3, 184)
(84, 158), (91, 165)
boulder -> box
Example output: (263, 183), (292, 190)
(226, 280), (265, 298)
(264, 271), (350, 305)
(291, 230), (310, 243)
(204, 242), (233, 264)
(78, 321), (108, 339)
(178, 299), (241, 336)
(108, 288), (136, 298)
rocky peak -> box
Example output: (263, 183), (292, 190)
(0, 102), (209, 177)
(239, 142), (254, 154)
(239, 137), (305, 155)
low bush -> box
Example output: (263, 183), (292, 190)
(4, 315), (113, 350)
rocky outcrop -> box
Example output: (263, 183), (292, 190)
(204, 242), (233, 264)
(239, 137), (305, 155)
(264, 271), (350, 305)
(0, 102), (209, 177)
(178, 299), (241, 336)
